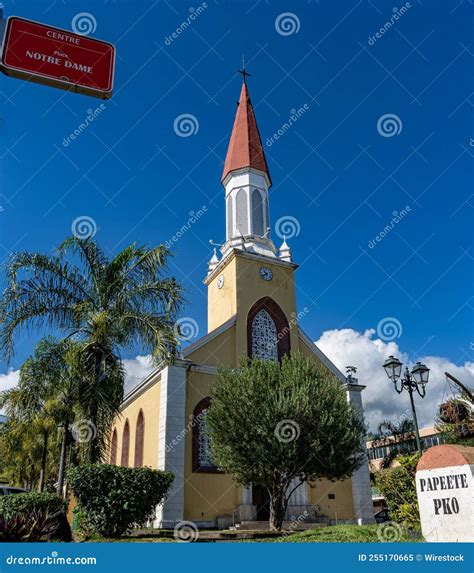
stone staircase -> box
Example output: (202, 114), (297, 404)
(229, 519), (328, 532)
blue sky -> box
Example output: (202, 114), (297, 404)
(0, 0), (472, 418)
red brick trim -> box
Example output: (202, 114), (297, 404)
(417, 444), (474, 471)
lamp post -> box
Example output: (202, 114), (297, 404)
(382, 355), (430, 453)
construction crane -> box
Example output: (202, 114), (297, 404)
(445, 372), (473, 404)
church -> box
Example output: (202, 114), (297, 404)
(108, 76), (374, 529)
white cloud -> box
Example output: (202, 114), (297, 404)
(2, 333), (472, 434)
(123, 354), (154, 395)
(0, 368), (20, 393)
(315, 328), (474, 432)
(0, 355), (155, 408)
(0, 368), (20, 415)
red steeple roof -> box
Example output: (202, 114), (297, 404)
(222, 81), (271, 185)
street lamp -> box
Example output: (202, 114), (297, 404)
(382, 355), (430, 453)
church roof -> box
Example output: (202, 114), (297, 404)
(222, 80), (271, 185)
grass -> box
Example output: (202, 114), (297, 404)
(85, 534), (176, 543)
(81, 524), (423, 543)
(276, 524), (421, 543)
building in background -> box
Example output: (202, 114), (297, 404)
(367, 426), (444, 472)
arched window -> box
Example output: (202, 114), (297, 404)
(247, 297), (290, 361)
(121, 420), (130, 467)
(235, 188), (248, 236)
(110, 429), (117, 465)
(251, 309), (278, 360)
(192, 398), (218, 472)
(134, 410), (145, 467)
(264, 197), (270, 234)
(251, 189), (264, 237)
(226, 195), (233, 239)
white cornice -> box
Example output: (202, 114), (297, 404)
(121, 357), (191, 409)
(189, 364), (219, 375)
(203, 248), (298, 285)
(222, 166), (271, 189)
(343, 382), (366, 392)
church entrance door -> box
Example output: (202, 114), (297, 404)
(252, 485), (270, 521)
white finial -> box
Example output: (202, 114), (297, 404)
(207, 247), (220, 275)
(279, 236), (292, 262)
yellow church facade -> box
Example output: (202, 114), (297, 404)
(109, 78), (374, 529)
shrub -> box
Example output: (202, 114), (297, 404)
(67, 464), (174, 537)
(0, 492), (68, 542)
(375, 453), (420, 530)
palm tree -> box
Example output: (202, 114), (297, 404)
(371, 418), (416, 469)
(0, 419), (52, 490)
(0, 338), (59, 491)
(0, 337), (82, 495)
(0, 237), (183, 463)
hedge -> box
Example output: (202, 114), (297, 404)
(0, 492), (69, 542)
(67, 464), (174, 537)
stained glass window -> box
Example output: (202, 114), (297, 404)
(197, 408), (215, 469)
(251, 309), (278, 361)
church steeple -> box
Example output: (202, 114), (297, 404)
(221, 81), (271, 187)
(220, 75), (277, 260)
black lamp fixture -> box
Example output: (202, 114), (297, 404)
(382, 355), (430, 453)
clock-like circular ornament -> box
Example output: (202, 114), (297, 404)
(217, 274), (225, 289)
(259, 266), (273, 281)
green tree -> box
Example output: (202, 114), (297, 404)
(0, 237), (183, 463)
(375, 453), (420, 530)
(0, 417), (58, 491)
(370, 418), (416, 469)
(206, 353), (366, 531)
(0, 338), (63, 491)
(0, 338), (86, 495)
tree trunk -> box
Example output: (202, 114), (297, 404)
(56, 421), (68, 498)
(38, 430), (48, 492)
(88, 352), (103, 464)
(269, 488), (288, 531)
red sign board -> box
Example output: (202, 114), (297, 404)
(0, 16), (115, 99)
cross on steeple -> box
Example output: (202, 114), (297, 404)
(238, 55), (251, 84)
